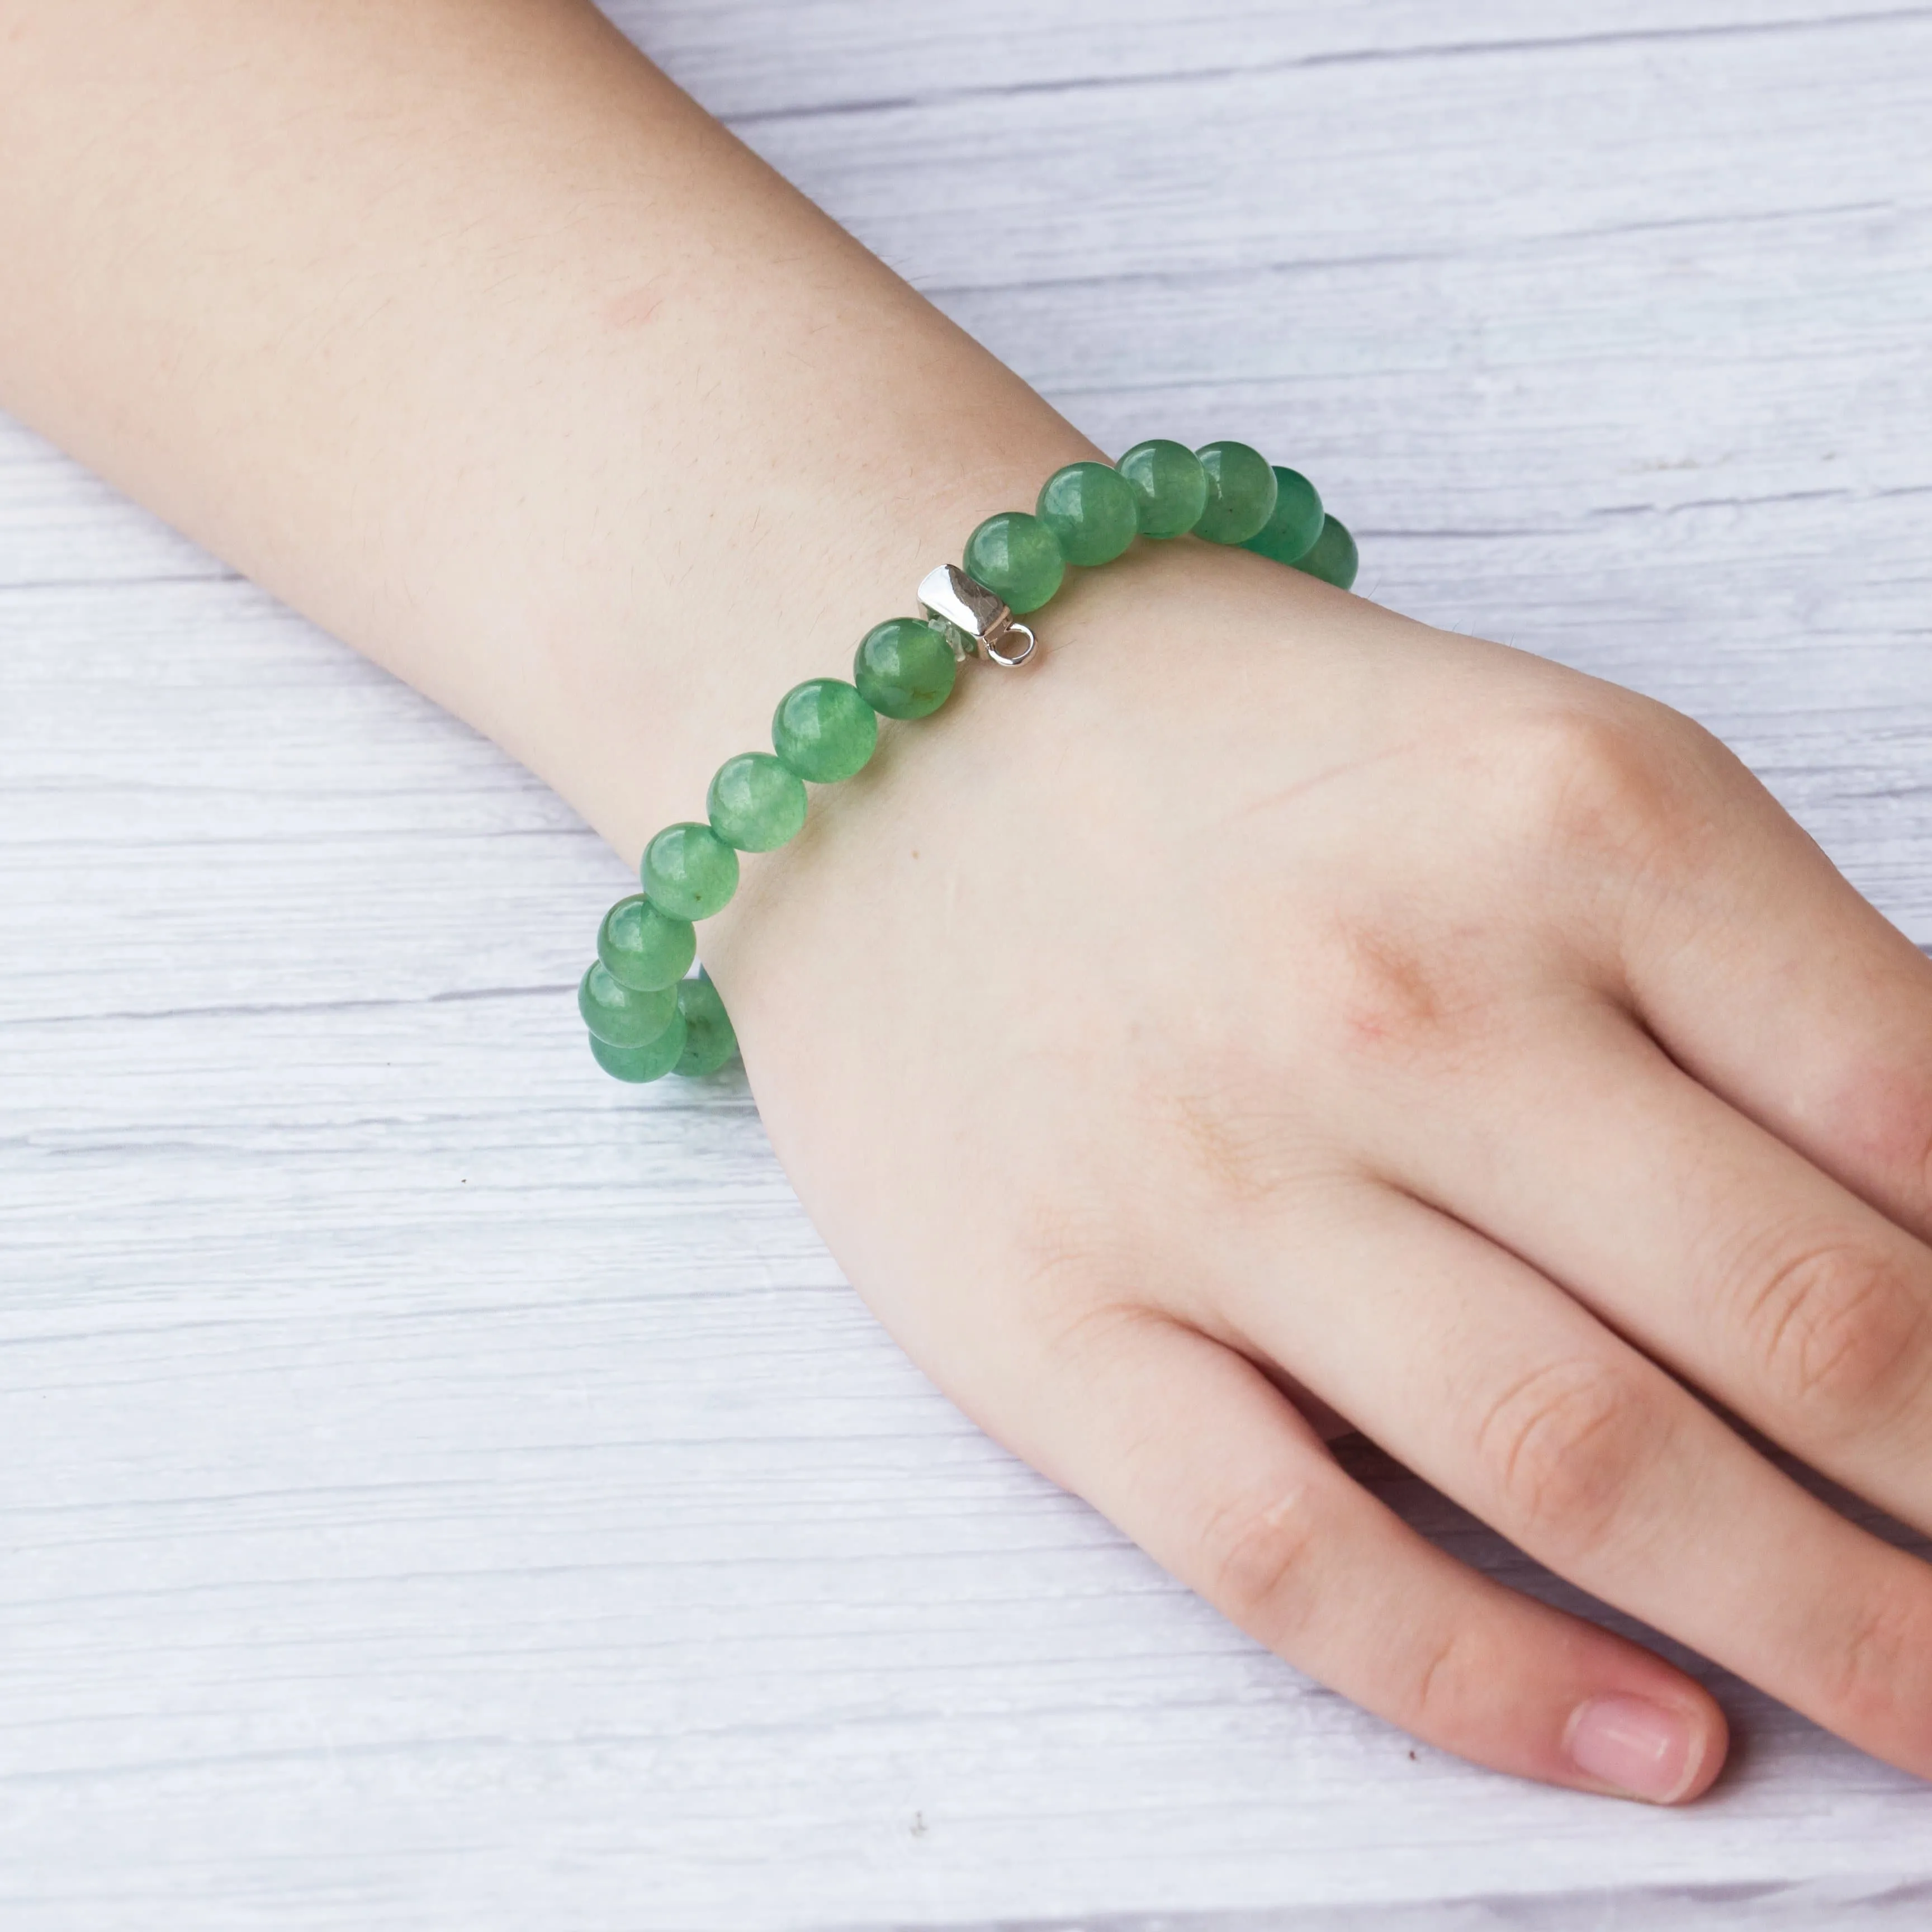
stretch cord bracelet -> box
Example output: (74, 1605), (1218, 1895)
(579, 437), (1361, 1084)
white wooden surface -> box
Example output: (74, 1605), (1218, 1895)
(4, 3), (1932, 1925)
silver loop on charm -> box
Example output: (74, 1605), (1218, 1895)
(983, 620), (1036, 669)
(917, 562), (1040, 671)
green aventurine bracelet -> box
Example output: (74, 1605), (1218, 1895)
(580, 438), (1360, 1084)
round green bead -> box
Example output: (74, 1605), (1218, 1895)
(1035, 461), (1139, 567)
(578, 961), (680, 1049)
(1193, 441), (1278, 545)
(589, 1012), (687, 1083)
(597, 894), (695, 992)
(1115, 439), (1209, 538)
(1242, 466), (1325, 566)
(707, 751), (807, 853)
(772, 678), (878, 783)
(853, 617), (958, 721)
(674, 974), (738, 1077)
(963, 511), (1065, 615)
(1293, 513), (1360, 590)
(641, 821), (740, 921)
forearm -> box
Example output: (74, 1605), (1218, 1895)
(0, 0), (1091, 858)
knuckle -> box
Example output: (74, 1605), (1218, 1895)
(1481, 701), (1717, 884)
(1819, 1064), (1932, 1235)
(1911, 1107), (1932, 1230)
(1034, 1294), (1158, 1378)
(1475, 1357), (1666, 1561)
(1820, 1581), (1932, 1735)
(1325, 921), (1461, 1056)
(1410, 1627), (1475, 1731)
(1199, 1483), (1325, 1644)
(1010, 1192), (1135, 1316)
(1159, 1073), (1329, 1213)
(1740, 1233), (1931, 1428)
(1315, 917), (1514, 1078)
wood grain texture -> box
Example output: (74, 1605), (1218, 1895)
(3, 2), (1931, 1926)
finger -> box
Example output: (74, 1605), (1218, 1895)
(1380, 997), (1932, 1533)
(1019, 1309), (1725, 1801)
(1215, 1183), (1932, 1783)
(1614, 727), (1932, 1239)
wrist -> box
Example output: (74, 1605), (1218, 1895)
(539, 385), (1103, 866)
(699, 533), (1352, 1089)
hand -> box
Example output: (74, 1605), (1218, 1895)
(711, 538), (1932, 1803)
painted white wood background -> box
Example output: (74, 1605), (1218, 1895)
(4, 2), (1932, 1925)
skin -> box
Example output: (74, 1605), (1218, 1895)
(6, 0), (1932, 1806)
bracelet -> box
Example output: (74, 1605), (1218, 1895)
(579, 438), (1360, 1085)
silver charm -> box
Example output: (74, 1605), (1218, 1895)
(917, 564), (1038, 669)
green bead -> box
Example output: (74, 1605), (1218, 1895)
(597, 894), (695, 992)
(1116, 439), (1209, 538)
(1035, 461), (1139, 566)
(641, 821), (740, 920)
(853, 617), (958, 721)
(1293, 513), (1360, 590)
(1242, 467), (1325, 566)
(674, 974), (738, 1077)
(707, 751), (807, 853)
(589, 1011), (686, 1083)
(578, 961), (680, 1049)
(772, 678), (878, 783)
(1194, 441), (1278, 545)
(963, 511), (1064, 615)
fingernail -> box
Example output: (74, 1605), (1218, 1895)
(1565, 1694), (1701, 1802)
